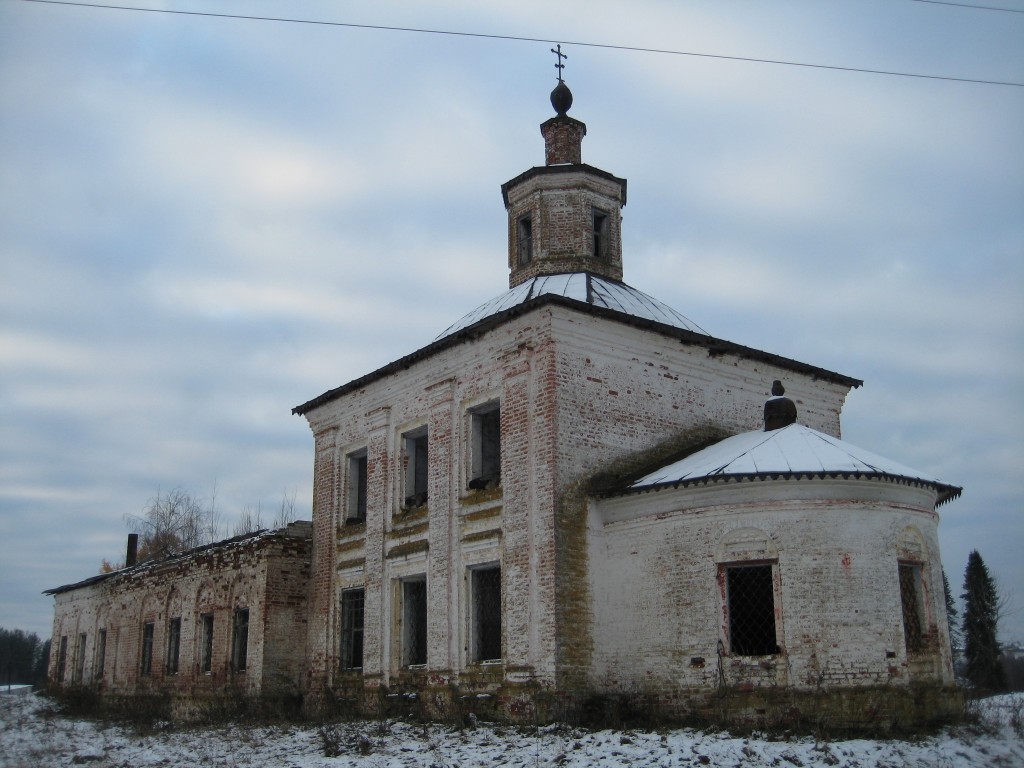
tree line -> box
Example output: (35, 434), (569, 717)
(0, 627), (50, 687)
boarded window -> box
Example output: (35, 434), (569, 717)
(347, 451), (368, 523)
(200, 613), (214, 673)
(471, 565), (502, 663)
(56, 636), (67, 683)
(340, 588), (365, 670)
(140, 622), (154, 676)
(74, 633), (86, 683)
(232, 609), (249, 673)
(725, 564), (779, 656)
(468, 403), (501, 490)
(402, 578), (427, 667)
(899, 563), (925, 652)
(403, 429), (428, 508)
(592, 209), (610, 259)
(166, 617), (181, 675)
(517, 215), (533, 266)
(95, 629), (106, 681)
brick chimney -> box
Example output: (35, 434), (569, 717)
(126, 533), (139, 567)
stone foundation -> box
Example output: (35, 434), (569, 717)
(305, 680), (963, 734)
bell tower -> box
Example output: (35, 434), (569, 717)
(501, 49), (627, 289)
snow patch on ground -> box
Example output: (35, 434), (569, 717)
(2, 691), (1022, 767)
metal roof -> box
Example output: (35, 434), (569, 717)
(436, 273), (709, 340)
(627, 423), (961, 505)
(293, 273), (861, 416)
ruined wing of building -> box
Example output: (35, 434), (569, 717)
(47, 77), (962, 731)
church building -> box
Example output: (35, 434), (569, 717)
(48, 74), (961, 730)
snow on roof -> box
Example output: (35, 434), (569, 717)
(435, 272), (709, 340)
(629, 423), (961, 504)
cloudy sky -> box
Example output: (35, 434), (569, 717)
(2, 0), (1022, 644)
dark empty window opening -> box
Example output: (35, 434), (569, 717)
(232, 608), (249, 673)
(95, 629), (106, 681)
(725, 564), (779, 656)
(340, 588), (365, 670)
(57, 636), (67, 683)
(74, 633), (86, 683)
(402, 578), (428, 667)
(592, 209), (610, 259)
(471, 565), (502, 663)
(166, 617), (181, 675)
(468, 404), (501, 490)
(517, 215), (533, 267)
(140, 622), (154, 676)
(347, 450), (368, 523)
(899, 563), (925, 652)
(403, 429), (428, 509)
(200, 613), (214, 673)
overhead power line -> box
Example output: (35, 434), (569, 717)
(908, 0), (1024, 13)
(17, 0), (1024, 88)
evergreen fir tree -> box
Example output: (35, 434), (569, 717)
(942, 568), (961, 655)
(961, 550), (1006, 692)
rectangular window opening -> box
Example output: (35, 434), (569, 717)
(140, 622), (154, 676)
(401, 578), (428, 667)
(726, 564), (779, 656)
(468, 403), (501, 490)
(403, 429), (428, 509)
(166, 617), (181, 675)
(232, 609), (249, 673)
(340, 588), (365, 670)
(517, 215), (533, 266)
(95, 629), (106, 682)
(200, 613), (214, 674)
(899, 563), (925, 653)
(592, 209), (610, 259)
(471, 565), (502, 663)
(74, 633), (86, 683)
(56, 636), (67, 683)
(347, 450), (368, 523)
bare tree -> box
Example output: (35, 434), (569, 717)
(272, 488), (299, 529)
(233, 503), (265, 537)
(207, 478), (227, 543)
(100, 483), (301, 573)
(126, 488), (220, 563)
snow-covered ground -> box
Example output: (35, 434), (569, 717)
(1, 690), (1021, 767)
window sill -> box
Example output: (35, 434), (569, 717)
(470, 659), (503, 667)
(723, 651), (785, 662)
(395, 506), (429, 523)
(460, 485), (503, 506)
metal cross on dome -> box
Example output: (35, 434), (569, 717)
(551, 44), (567, 83)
